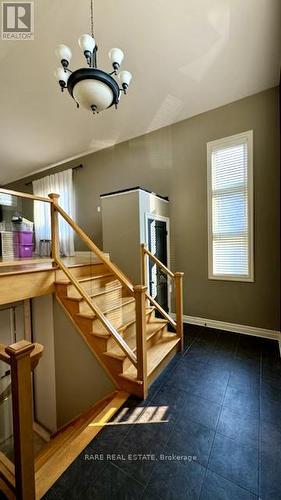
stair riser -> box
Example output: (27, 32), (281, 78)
(146, 325), (168, 349)
(90, 335), (109, 352)
(105, 301), (135, 326)
(102, 354), (131, 375)
(56, 263), (109, 281)
(106, 312), (156, 351)
(67, 276), (120, 297)
(91, 301), (136, 334)
(78, 288), (126, 314)
(146, 309), (156, 323)
(75, 315), (95, 334)
(147, 342), (180, 386)
(105, 325), (168, 365)
(56, 283), (69, 298)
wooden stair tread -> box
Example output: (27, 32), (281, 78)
(77, 296), (135, 319)
(90, 306), (155, 337)
(104, 319), (168, 359)
(121, 334), (180, 381)
(55, 272), (114, 285)
(118, 307), (155, 333)
(66, 283), (123, 301)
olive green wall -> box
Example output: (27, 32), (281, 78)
(7, 87), (280, 330)
(53, 297), (115, 428)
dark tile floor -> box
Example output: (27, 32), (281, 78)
(44, 325), (281, 500)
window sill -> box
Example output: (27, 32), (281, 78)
(208, 275), (254, 283)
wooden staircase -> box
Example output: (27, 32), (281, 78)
(49, 193), (184, 400)
(55, 260), (180, 398)
(0, 187), (184, 499)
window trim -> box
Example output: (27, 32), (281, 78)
(207, 130), (254, 282)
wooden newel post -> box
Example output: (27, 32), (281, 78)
(5, 341), (36, 500)
(48, 193), (60, 261)
(134, 285), (148, 398)
(175, 272), (184, 351)
(140, 244), (147, 287)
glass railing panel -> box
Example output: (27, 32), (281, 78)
(0, 192), (53, 265)
(0, 356), (13, 461)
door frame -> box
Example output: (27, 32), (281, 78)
(144, 212), (171, 312)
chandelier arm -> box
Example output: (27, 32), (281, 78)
(92, 47), (97, 68)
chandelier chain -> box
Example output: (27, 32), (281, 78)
(90, 0), (94, 38)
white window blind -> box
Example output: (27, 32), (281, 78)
(0, 193), (14, 206)
(207, 131), (254, 281)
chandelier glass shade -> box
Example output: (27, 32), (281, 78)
(54, 2), (132, 114)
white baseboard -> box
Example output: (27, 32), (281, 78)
(171, 313), (281, 342)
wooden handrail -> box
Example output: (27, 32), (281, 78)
(146, 292), (177, 330)
(141, 244), (175, 279)
(55, 256), (137, 367)
(0, 187), (52, 204)
(49, 196), (134, 295)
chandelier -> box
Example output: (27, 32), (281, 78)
(54, 0), (132, 114)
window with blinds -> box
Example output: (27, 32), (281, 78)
(207, 131), (254, 281)
(0, 193), (14, 206)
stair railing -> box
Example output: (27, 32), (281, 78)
(140, 244), (184, 350)
(0, 340), (44, 500)
(48, 194), (138, 368)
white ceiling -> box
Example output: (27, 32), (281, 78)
(0, 0), (280, 184)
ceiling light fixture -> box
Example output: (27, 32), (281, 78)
(54, 0), (132, 114)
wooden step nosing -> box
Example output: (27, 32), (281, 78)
(65, 284), (123, 302)
(103, 320), (168, 361)
(103, 351), (125, 361)
(76, 297), (135, 320)
(90, 331), (111, 339)
(103, 297), (135, 315)
(120, 337), (180, 382)
(118, 307), (155, 333)
(118, 373), (143, 386)
(90, 283), (123, 298)
(106, 322), (169, 360)
(147, 338), (180, 378)
(55, 272), (114, 286)
(135, 322), (168, 349)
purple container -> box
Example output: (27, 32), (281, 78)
(13, 231), (33, 245)
(14, 244), (33, 258)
